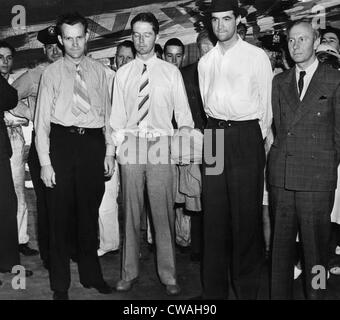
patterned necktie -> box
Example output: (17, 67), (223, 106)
(298, 71), (306, 98)
(137, 64), (150, 128)
(72, 64), (91, 117)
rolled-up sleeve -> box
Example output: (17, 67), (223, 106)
(34, 71), (53, 166)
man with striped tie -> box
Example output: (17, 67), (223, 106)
(34, 12), (115, 300)
(111, 12), (194, 296)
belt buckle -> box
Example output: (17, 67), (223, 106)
(77, 127), (85, 135)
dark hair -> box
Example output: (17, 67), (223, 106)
(0, 41), (16, 56)
(117, 40), (136, 57)
(286, 18), (319, 40)
(321, 26), (340, 42)
(56, 12), (88, 35)
(164, 38), (184, 54)
(130, 12), (159, 35)
(155, 43), (163, 56)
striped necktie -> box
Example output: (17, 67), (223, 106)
(137, 64), (150, 128)
(72, 64), (91, 117)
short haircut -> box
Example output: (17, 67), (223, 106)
(164, 38), (184, 54)
(0, 40), (16, 56)
(155, 43), (163, 56)
(117, 40), (136, 57)
(131, 12), (159, 35)
(56, 12), (88, 35)
(286, 18), (319, 40)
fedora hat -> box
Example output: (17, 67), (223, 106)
(207, 0), (239, 14)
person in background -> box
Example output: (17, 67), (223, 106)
(115, 40), (136, 70)
(320, 26), (340, 53)
(10, 26), (63, 268)
(98, 40), (136, 258)
(0, 41), (39, 257)
(0, 68), (33, 281)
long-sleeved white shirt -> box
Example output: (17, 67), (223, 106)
(198, 38), (273, 138)
(110, 54), (194, 147)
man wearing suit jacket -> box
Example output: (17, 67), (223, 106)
(268, 19), (340, 299)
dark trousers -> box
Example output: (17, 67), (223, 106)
(202, 118), (265, 299)
(46, 124), (106, 292)
(0, 157), (20, 271)
(270, 186), (334, 300)
(28, 132), (49, 264)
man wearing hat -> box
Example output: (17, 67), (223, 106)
(10, 25), (63, 266)
(198, 0), (272, 299)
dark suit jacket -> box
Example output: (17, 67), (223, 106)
(0, 75), (18, 160)
(268, 62), (340, 192)
(181, 62), (207, 131)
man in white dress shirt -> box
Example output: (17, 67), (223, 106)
(111, 12), (194, 296)
(198, 0), (272, 299)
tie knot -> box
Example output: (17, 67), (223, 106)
(299, 71), (306, 79)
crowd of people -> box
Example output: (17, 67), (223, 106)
(1, 0), (340, 300)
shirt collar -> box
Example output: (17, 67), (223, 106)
(296, 58), (319, 77)
(63, 55), (87, 71)
(216, 36), (242, 56)
(135, 54), (157, 67)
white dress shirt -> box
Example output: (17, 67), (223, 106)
(198, 38), (273, 138)
(295, 58), (319, 100)
(110, 54), (194, 147)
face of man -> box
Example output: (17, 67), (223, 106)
(58, 22), (88, 61)
(44, 43), (63, 63)
(211, 11), (240, 43)
(288, 23), (317, 67)
(132, 21), (158, 57)
(198, 38), (214, 57)
(0, 47), (13, 78)
(321, 32), (340, 52)
(164, 45), (184, 69)
(116, 46), (134, 69)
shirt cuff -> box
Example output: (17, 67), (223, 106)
(39, 154), (51, 167)
(105, 144), (115, 156)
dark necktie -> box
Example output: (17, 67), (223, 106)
(137, 64), (150, 127)
(298, 71), (306, 98)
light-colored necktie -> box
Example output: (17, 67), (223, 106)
(137, 63), (150, 128)
(72, 64), (91, 117)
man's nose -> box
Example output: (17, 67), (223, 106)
(172, 56), (176, 64)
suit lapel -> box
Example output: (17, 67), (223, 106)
(289, 63), (325, 129)
(281, 67), (300, 113)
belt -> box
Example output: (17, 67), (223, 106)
(51, 123), (103, 136)
(208, 117), (258, 128)
(135, 130), (163, 140)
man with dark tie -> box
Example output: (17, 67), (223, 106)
(111, 12), (194, 296)
(34, 12), (114, 300)
(268, 19), (340, 299)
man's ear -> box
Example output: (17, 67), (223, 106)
(57, 35), (63, 46)
(236, 15), (242, 27)
(155, 33), (159, 43)
(43, 47), (47, 55)
(85, 31), (89, 42)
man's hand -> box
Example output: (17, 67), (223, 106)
(41, 165), (56, 188)
(104, 155), (115, 178)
